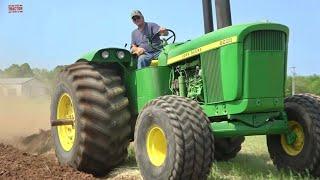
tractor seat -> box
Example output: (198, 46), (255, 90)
(150, 60), (159, 67)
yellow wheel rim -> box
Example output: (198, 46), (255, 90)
(146, 125), (167, 166)
(281, 121), (305, 156)
(57, 93), (76, 152)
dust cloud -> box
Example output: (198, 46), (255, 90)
(0, 96), (50, 144)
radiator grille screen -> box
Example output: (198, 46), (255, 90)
(244, 30), (286, 51)
(201, 49), (223, 103)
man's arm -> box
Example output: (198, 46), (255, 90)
(151, 23), (168, 36)
(131, 31), (145, 56)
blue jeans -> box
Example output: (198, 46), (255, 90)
(137, 51), (161, 69)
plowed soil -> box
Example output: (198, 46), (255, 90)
(0, 143), (94, 179)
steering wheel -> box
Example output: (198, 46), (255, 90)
(149, 29), (176, 51)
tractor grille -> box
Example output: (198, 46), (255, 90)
(244, 30), (286, 51)
(201, 49), (223, 103)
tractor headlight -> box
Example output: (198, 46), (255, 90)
(117, 51), (125, 59)
(101, 51), (109, 59)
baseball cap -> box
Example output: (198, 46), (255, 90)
(131, 10), (143, 18)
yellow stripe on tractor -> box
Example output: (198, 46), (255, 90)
(167, 36), (238, 64)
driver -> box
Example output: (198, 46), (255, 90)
(130, 10), (168, 69)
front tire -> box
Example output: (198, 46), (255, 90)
(267, 94), (320, 177)
(50, 62), (131, 176)
(134, 95), (214, 180)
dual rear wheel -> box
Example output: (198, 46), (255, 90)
(51, 62), (131, 176)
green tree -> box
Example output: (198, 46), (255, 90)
(285, 76), (292, 96)
(286, 75), (320, 96)
(3, 64), (21, 77)
(1, 63), (34, 78)
(20, 63), (34, 77)
(309, 77), (320, 95)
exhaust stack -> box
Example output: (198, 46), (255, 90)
(215, 0), (232, 29)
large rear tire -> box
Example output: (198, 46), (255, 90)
(214, 136), (245, 161)
(134, 95), (214, 180)
(50, 61), (131, 176)
(267, 93), (320, 177)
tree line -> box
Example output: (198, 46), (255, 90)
(286, 75), (320, 96)
(0, 63), (319, 96)
(0, 63), (64, 95)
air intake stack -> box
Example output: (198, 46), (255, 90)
(202, 0), (232, 33)
(202, 0), (214, 33)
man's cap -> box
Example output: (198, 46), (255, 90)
(131, 10), (143, 18)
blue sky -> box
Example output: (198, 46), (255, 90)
(0, 0), (319, 75)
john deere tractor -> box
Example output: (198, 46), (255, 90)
(50, 0), (320, 179)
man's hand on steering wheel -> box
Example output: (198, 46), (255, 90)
(159, 27), (169, 36)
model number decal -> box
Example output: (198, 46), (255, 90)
(219, 37), (234, 45)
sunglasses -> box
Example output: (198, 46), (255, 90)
(132, 16), (141, 21)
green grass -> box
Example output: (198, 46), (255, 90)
(125, 136), (314, 180)
(208, 136), (313, 180)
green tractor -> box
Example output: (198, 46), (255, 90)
(50, 0), (320, 179)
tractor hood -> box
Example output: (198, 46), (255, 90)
(162, 22), (289, 65)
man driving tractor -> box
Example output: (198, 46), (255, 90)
(130, 10), (168, 69)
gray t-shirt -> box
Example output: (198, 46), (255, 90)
(131, 22), (162, 53)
